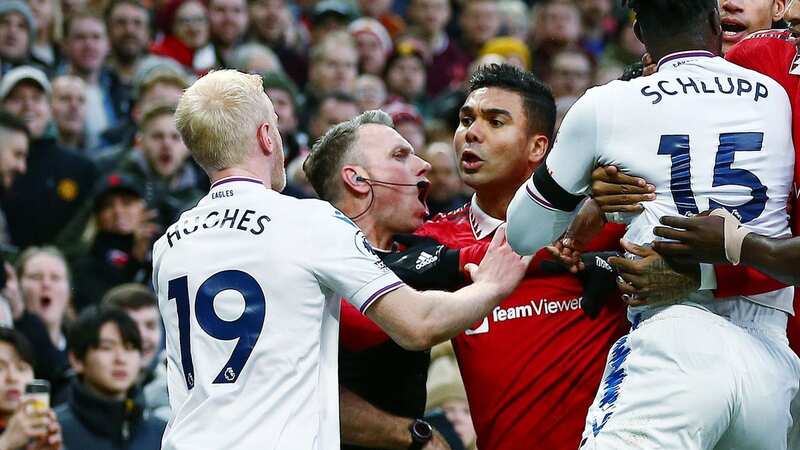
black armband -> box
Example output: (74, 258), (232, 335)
(533, 163), (585, 212)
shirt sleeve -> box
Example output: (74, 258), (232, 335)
(308, 205), (405, 313)
(506, 89), (601, 255)
(713, 264), (786, 298)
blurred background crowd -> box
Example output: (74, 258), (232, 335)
(0, 0), (645, 448)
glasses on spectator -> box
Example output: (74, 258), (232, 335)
(176, 15), (207, 26)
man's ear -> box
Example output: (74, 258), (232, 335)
(257, 122), (273, 156)
(342, 166), (371, 195)
(68, 352), (84, 374)
(773, 0), (788, 22)
(527, 134), (549, 166)
(633, 20), (643, 44)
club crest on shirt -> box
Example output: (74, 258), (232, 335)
(354, 231), (376, 257)
(790, 51), (800, 76)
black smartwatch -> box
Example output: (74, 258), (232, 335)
(408, 419), (433, 450)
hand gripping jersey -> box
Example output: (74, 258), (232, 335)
(724, 30), (800, 352)
(509, 51), (795, 318)
(416, 198), (629, 450)
(151, 177), (403, 450)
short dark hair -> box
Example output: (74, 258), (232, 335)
(303, 110), (393, 201)
(468, 63), (556, 141)
(0, 327), (35, 368)
(625, 0), (717, 35)
(104, 0), (148, 25)
(0, 109), (30, 139)
(68, 306), (142, 361)
(102, 283), (157, 310)
(310, 91), (358, 119)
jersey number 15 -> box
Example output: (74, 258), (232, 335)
(168, 270), (266, 389)
(657, 131), (768, 223)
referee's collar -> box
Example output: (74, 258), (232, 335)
(210, 176), (265, 189)
(656, 50), (716, 71)
(469, 195), (504, 241)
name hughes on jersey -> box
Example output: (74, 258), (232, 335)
(165, 208), (271, 246)
(640, 76), (769, 105)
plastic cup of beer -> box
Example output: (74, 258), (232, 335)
(24, 379), (50, 416)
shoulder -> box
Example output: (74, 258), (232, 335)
(427, 203), (470, 225)
(727, 29), (797, 75)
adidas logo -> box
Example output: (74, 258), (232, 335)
(595, 256), (612, 272)
(415, 251), (438, 270)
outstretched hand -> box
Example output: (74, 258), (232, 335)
(466, 225), (533, 299)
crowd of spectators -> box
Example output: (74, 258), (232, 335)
(0, 0), (644, 447)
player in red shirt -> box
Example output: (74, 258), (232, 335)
(411, 63), (629, 450)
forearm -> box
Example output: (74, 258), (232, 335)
(740, 234), (800, 286)
(506, 182), (575, 255)
(340, 387), (412, 449)
(368, 282), (501, 350)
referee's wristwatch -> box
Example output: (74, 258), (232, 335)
(408, 419), (433, 450)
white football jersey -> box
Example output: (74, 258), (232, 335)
(544, 51), (795, 313)
(152, 177), (403, 450)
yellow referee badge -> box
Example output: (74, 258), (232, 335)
(57, 178), (79, 201)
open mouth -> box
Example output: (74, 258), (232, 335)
(460, 150), (483, 172)
(721, 19), (748, 42)
(40, 296), (52, 309)
(417, 180), (431, 216)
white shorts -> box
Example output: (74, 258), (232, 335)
(579, 303), (800, 450)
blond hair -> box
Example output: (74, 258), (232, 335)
(175, 70), (269, 171)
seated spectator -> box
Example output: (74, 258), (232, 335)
(348, 18), (392, 76)
(102, 284), (169, 421)
(479, 37), (531, 72)
(546, 47), (595, 101)
(50, 75), (88, 152)
(150, 0), (215, 73)
(458, 0), (501, 58)
(28, 0), (62, 70)
(262, 71), (306, 167)
(115, 103), (203, 227)
(384, 41), (429, 115)
(407, 0), (471, 96)
(356, 0), (405, 38)
(247, 0), (309, 86)
(310, 0), (357, 44)
(0, 111), (29, 245)
(208, 0), (248, 68)
(13, 247), (74, 402)
(56, 306), (166, 449)
(529, 0), (583, 78)
(0, 1), (37, 75)
(71, 174), (156, 309)
(383, 101), (426, 153)
(96, 56), (192, 159)
(0, 328), (63, 450)
(306, 31), (358, 102)
(354, 74), (387, 112)
(576, 0), (615, 56)
(497, 0), (529, 42)
(230, 42), (283, 74)
(61, 12), (129, 148)
(105, 0), (151, 86)
(0, 66), (98, 248)
(420, 141), (469, 216)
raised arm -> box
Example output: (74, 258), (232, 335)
(366, 227), (530, 350)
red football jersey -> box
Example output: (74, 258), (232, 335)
(416, 200), (628, 450)
(723, 29), (800, 352)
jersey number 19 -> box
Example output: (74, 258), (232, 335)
(168, 270), (266, 388)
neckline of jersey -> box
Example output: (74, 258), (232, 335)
(656, 50), (715, 71)
(210, 176), (265, 189)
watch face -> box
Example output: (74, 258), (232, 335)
(412, 420), (433, 440)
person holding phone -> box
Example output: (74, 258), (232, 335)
(0, 328), (61, 450)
